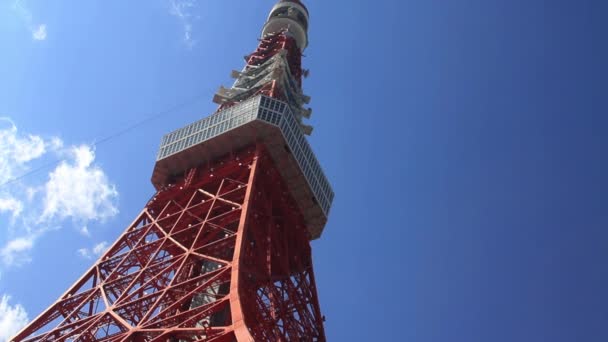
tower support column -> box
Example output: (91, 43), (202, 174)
(12, 145), (325, 341)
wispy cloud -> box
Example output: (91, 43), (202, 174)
(0, 295), (29, 341)
(12, 0), (47, 41)
(77, 241), (109, 260)
(0, 197), (23, 220)
(0, 119), (119, 268)
(0, 118), (46, 180)
(0, 237), (34, 267)
(32, 24), (47, 41)
(169, 0), (198, 48)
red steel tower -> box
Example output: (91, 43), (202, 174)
(12, 0), (333, 341)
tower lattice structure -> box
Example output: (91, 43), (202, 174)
(12, 0), (333, 341)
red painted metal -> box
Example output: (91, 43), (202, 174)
(12, 145), (326, 341)
(14, 0), (328, 339)
(218, 31), (302, 112)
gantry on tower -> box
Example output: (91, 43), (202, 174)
(13, 0), (333, 341)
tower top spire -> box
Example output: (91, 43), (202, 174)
(263, 0), (309, 50)
(279, 0), (309, 13)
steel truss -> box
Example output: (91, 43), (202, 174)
(13, 145), (325, 342)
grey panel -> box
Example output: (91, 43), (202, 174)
(156, 95), (334, 216)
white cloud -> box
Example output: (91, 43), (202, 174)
(9, 136), (45, 165)
(12, 0), (47, 41)
(0, 295), (29, 341)
(0, 237), (34, 266)
(40, 145), (118, 223)
(169, 0), (197, 48)
(32, 24), (47, 41)
(77, 241), (108, 260)
(49, 137), (63, 151)
(76, 248), (89, 259)
(79, 225), (90, 236)
(0, 197), (23, 219)
(0, 120), (119, 268)
(0, 118), (46, 184)
(93, 241), (109, 255)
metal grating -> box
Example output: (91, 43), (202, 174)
(157, 97), (260, 160)
(156, 95), (334, 216)
(258, 96), (334, 215)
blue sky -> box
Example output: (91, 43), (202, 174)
(0, 0), (607, 340)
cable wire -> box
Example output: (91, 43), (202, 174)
(0, 93), (208, 189)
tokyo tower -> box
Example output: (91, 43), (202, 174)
(12, 0), (333, 341)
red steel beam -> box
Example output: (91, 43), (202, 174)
(12, 145), (325, 342)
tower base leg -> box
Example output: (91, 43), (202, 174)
(12, 144), (325, 342)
